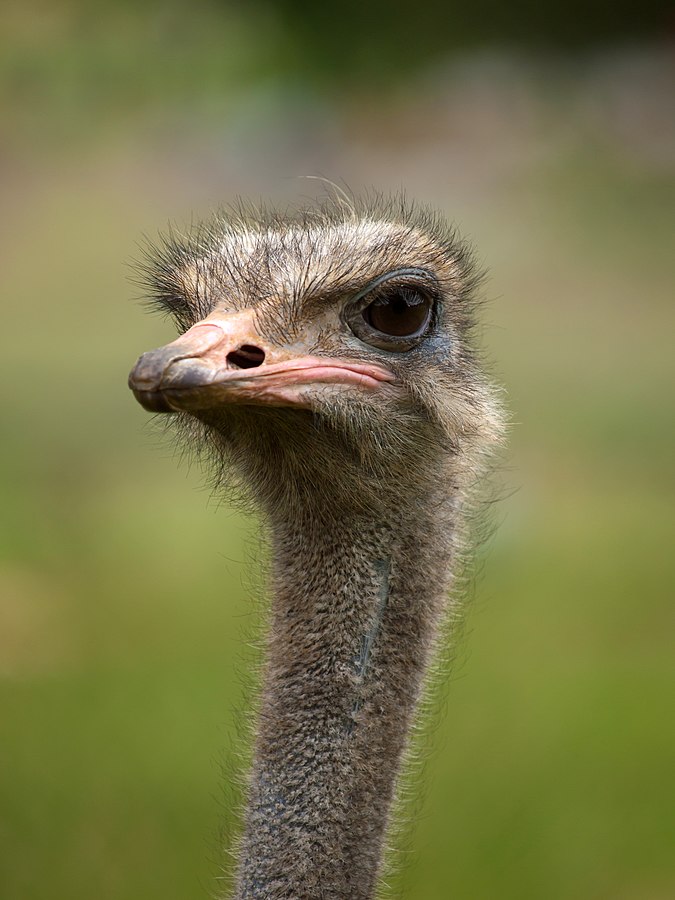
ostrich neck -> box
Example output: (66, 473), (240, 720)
(234, 489), (458, 900)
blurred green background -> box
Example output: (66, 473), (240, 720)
(1, 2), (674, 898)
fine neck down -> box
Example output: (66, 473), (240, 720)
(234, 488), (460, 900)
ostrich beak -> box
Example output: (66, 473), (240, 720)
(128, 310), (395, 414)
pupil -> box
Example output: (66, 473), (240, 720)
(366, 293), (429, 337)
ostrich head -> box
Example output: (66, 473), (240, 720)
(129, 198), (498, 517)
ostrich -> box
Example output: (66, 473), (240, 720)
(128, 195), (502, 899)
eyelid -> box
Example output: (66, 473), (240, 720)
(349, 267), (438, 307)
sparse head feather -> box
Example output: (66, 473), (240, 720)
(139, 194), (479, 329)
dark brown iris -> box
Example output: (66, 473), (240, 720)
(364, 289), (432, 337)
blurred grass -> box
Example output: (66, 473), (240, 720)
(1, 3), (674, 898)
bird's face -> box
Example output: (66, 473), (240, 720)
(129, 212), (495, 507)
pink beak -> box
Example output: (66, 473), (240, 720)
(128, 309), (395, 414)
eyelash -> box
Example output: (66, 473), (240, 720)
(349, 268), (437, 307)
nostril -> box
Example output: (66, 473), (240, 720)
(226, 344), (266, 369)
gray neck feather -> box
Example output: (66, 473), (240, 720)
(234, 496), (457, 900)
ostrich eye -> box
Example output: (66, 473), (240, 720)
(364, 288), (432, 337)
(346, 280), (435, 351)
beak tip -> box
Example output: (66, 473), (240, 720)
(130, 384), (177, 414)
(128, 354), (164, 394)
